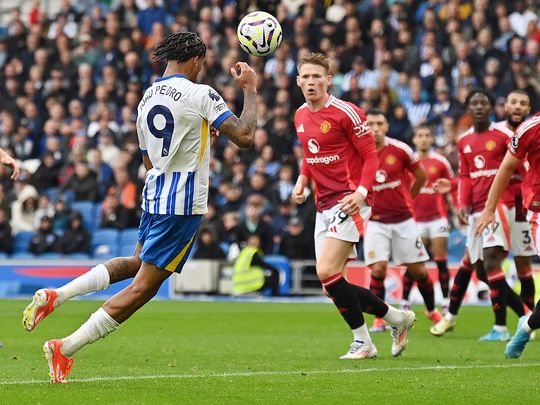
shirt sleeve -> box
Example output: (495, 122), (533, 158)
(192, 84), (235, 129)
(340, 103), (379, 191)
(402, 143), (420, 173)
(441, 156), (454, 179)
(509, 125), (531, 160)
(136, 114), (147, 154)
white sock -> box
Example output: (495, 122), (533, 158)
(352, 324), (372, 343)
(61, 308), (119, 357)
(383, 305), (404, 326)
(522, 317), (533, 334)
(445, 313), (456, 322)
(493, 325), (508, 333)
(442, 298), (450, 307)
(56, 264), (110, 306)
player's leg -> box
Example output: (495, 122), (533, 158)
(368, 261), (389, 332)
(392, 218), (440, 322)
(479, 246), (512, 341)
(401, 269), (414, 310)
(44, 261), (170, 383)
(318, 237), (377, 359)
(515, 256), (535, 311)
(430, 251), (472, 336)
(431, 236), (450, 311)
(23, 246), (143, 332)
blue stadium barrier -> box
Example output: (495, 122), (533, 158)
(0, 252), (8, 259)
(448, 228), (466, 263)
(263, 255), (292, 296)
(36, 253), (62, 259)
(65, 253), (91, 259)
(10, 252), (36, 259)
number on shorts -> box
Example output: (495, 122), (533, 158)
(331, 210), (349, 225)
(522, 230), (531, 245)
(147, 105), (174, 157)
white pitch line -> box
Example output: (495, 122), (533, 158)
(2, 362), (540, 385)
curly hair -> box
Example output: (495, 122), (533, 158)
(153, 32), (206, 63)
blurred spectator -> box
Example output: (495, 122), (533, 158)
(29, 215), (57, 255)
(55, 211), (91, 254)
(34, 194), (54, 228)
(279, 216), (314, 260)
(11, 184), (39, 233)
(52, 198), (72, 233)
(100, 193), (137, 229)
(236, 194), (274, 254)
(193, 227), (226, 260)
(31, 151), (61, 192)
(0, 208), (13, 253)
(60, 161), (99, 202)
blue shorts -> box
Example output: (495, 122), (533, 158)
(137, 211), (202, 273)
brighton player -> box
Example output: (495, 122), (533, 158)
(402, 124), (454, 313)
(26, 32), (259, 383)
(363, 110), (440, 333)
(291, 53), (415, 360)
(476, 113), (540, 358)
(430, 89), (527, 341)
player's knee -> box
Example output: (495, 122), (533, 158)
(128, 256), (143, 273)
(316, 263), (339, 281)
(370, 264), (387, 278)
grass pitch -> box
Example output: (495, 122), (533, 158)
(1, 299), (540, 404)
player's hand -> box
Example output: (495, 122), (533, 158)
(475, 209), (496, 236)
(338, 191), (365, 216)
(0, 151), (20, 180)
(230, 62), (257, 92)
(210, 126), (219, 148)
(458, 207), (469, 226)
(291, 185), (306, 205)
(434, 178), (451, 194)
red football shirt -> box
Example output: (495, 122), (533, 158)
(458, 123), (511, 213)
(413, 152), (454, 222)
(295, 95), (378, 212)
(371, 137), (420, 223)
(509, 113), (540, 212)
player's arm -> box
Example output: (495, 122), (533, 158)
(142, 154), (153, 171)
(215, 62), (257, 148)
(457, 143), (472, 225)
(475, 151), (521, 235)
(409, 165), (426, 198)
(339, 107), (379, 215)
(136, 115), (153, 171)
(292, 161), (311, 205)
(0, 148), (20, 180)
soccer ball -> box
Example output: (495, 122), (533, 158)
(237, 11), (282, 57)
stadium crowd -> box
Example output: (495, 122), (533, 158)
(0, 0), (539, 259)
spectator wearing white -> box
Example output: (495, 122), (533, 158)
(341, 56), (376, 93)
(11, 183), (39, 233)
(509, 1), (538, 38)
(404, 81), (431, 127)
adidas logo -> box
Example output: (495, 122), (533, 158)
(297, 124), (304, 133)
(464, 145), (472, 153)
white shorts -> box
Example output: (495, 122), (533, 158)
(314, 203), (372, 261)
(417, 217), (450, 240)
(506, 206), (536, 257)
(467, 207), (510, 264)
(363, 218), (429, 266)
(527, 211), (540, 257)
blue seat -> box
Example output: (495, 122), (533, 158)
(264, 255), (292, 295)
(71, 201), (96, 232)
(0, 252), (8, 259)
(219, 242), (230, 256)
(119, 228), (139, 247)
(13, 231), (35, 253)
(119, 245), (136, 257)
(91, 228), (119, 259)
(37, 253), (62, 259)
(448, 229), (466, 263)
(64, 253), (91, 259)
(10, 252), (36, 259)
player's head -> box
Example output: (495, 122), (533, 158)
(465, 88), (494, 126)
(296, 52), (332, 104)
(366, 109), (389, 146)
(505, 89), (531, 128)
(153, 32), (207, 80)
(412, 123), (434, 152)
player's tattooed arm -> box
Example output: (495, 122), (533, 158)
(218, 62), (257, 148)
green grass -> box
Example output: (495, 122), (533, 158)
(1, 299), (540, 404)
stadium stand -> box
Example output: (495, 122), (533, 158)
(0, 0), (538, 264)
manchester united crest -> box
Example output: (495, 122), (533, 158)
(385, 154), (397, 165)
(485, 140), (496, 151)
(320, 120), (331, 134)
(428, 165), (437, 174)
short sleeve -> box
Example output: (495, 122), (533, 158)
(136, 114), (147, 154)
(192, 84), (234, 129)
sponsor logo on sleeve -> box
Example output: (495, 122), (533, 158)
(214, 103), (227, 113)
(353, 121), (371, 137)
(208, 89), (221, 101)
